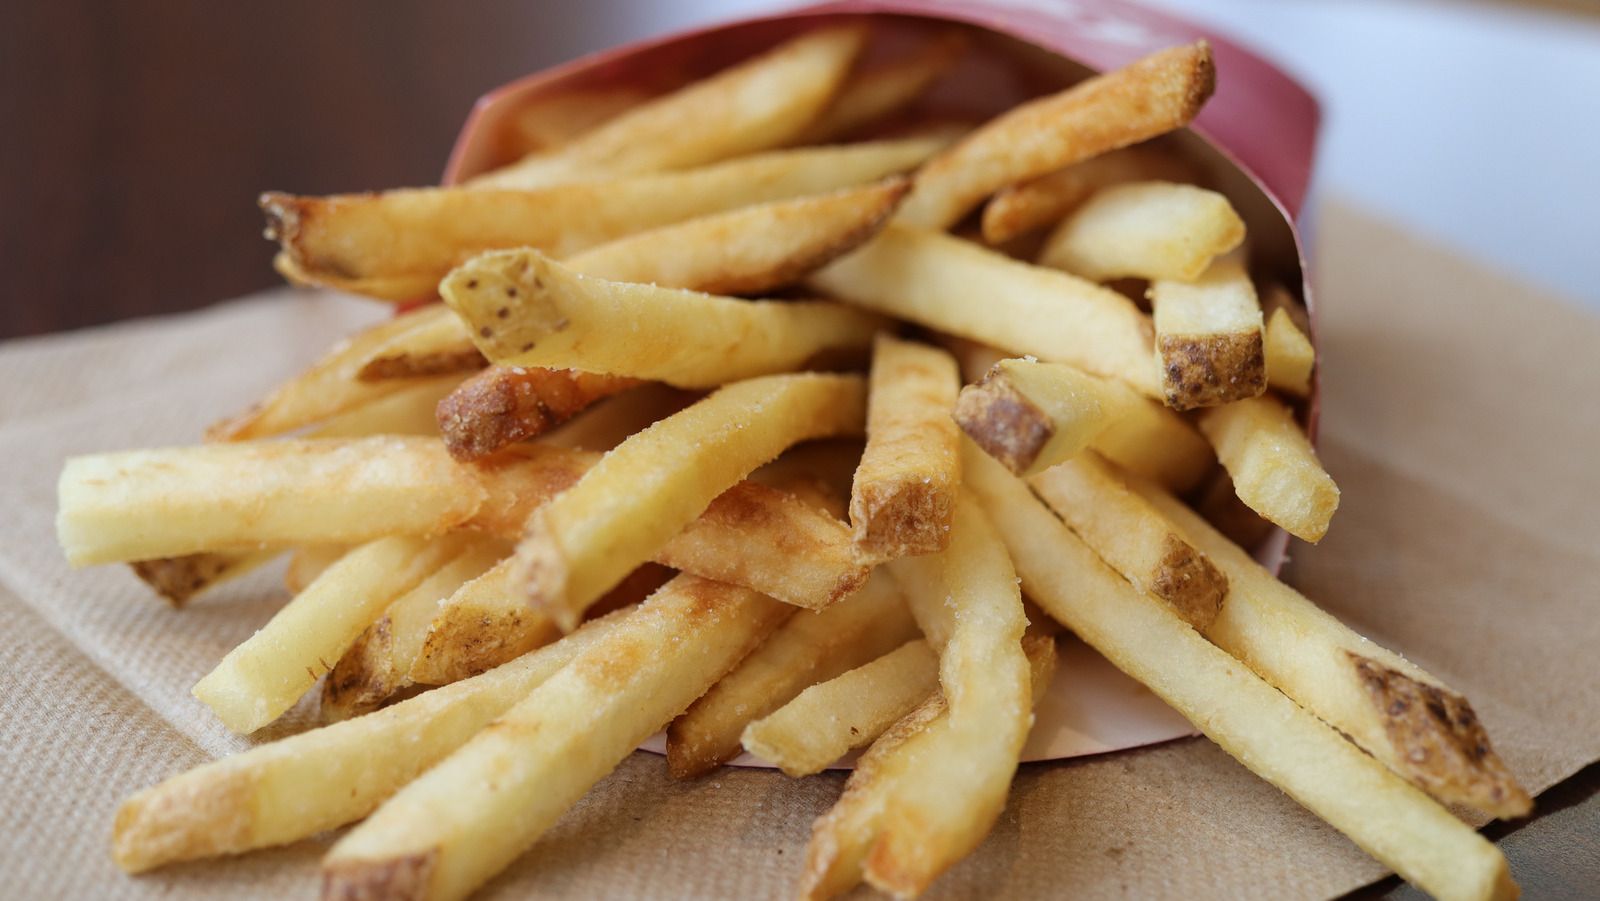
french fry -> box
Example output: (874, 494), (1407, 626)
(980, 143), (1200, 244)
(751, 437), (864, 516)
(666, 568), (918, 778)
(1038, 180), (1245, 282)
(307, 375), (464, 438)
(1133, 477), (1532, 819)
(57, 437), (486, 567)
(410, 560), (672, 687)
(963, 445), (1517, 901)
(871, 492), (1030, 896)
(192, 533), (479, 734)
(321, 575), (793, 901)
(797, 630), (1056, 901)
(741, 638), (939, 777)
(468, 25), (869, 190)
(562, 177), (911, 296)
(321, 536), (512, 721)
(434, 367), (643, 462)
(896, 41), (1215, 230)
(128, 548), (282, 607)
(850, 334), (962, 562)
(516, 373), (867, 631)
(1265, 305), (1315, 398)
(1150, 252), (1268, 410)
(792, 29), (968, 144)
(535, 381), (700, 452)
(810, 224), (1160, 396)
(443, 249), (885, 389)
(265, 136), (947, 300)
(500, 84), (657, 157)
(1028, 451), (1226, 630)
(284, 543), (349, 595)
(206, 306), (451, 441)
(1197, 392), (1339, 542)
(353, 304), (487, 381)
(111, 607), (631, 873)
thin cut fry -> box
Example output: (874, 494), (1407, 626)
(793, 29), (968, 144)
(896, 41), (1215, 229)
(284, 544), (349, 595)
(1150, 252), (1267, 410)
(981, 144), (1199, 244)
(1133, 477), (1531, 819)
(951, 357), (1111, 477)
(1038, 180), (1245, 282)
(434, 367), (642, 462)
(1029, 451), (1226, 630)
(111, 608), (631, 873)
(468, 25), (869, 190)
(741, 637), (939, 778)
(444, 249), (885, 389)
(1264, 304), (1315, 398)
(308, 375), (464, 438)
(516, 373), (867, 631)
(811, 224), (1159, 396)
(192, 534), (478, 734)
(1197, 393), (1339, 542)
(321, 575), (792, 901)
(963, 446), (1517, 901)
(850, 334), (962, 562)
(666, 568), (918, 778)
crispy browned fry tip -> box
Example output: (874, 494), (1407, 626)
(436, 366), (644, 462)
(129, 549), (276, 607)
(358, 346), (487, 382)
(950, 369), (1054, 476)
(321, 616), (396, 723)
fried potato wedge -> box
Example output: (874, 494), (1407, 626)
(1150, 252), (1267, 410)
(445, 250), (885, 389)
(112, 608), (631, 873)
(321, 576), (792, 901)
(980, 143), (1199, 244)
(793, 29), (968, 144)
(192, 533), (479, 734)
(564, 177), (910, 296)
(1133, 478), (1531, 819)
(850, 334), (962, 562)
(741, 637), (939, 778)
(516, 373), (867, 631)
(811, 224), (1159, 396)
(435, 367), (643, 463)
(468, 25), (869, 190)
(265, 137), (947, 300)
(1197, 393), (1338, 542)
(666, 568), (918, 779)
(1038, 180), (1245, 282)
(1029, 451), (1226, 630)
(964, 446), (1517, 901)
(896, 41), (1215, 229)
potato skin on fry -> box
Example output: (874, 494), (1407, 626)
(435, 367), (641, 463)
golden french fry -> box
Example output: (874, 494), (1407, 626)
(265, 137), (946, 300)
(1264, 304), (1315, 398)
(434, 366), (643, 462)
(468, 25), (869, 190)
(871, 492), (1030, 897)
(1132, 477), (1531, 819)
(500, 84), (657, 157)
(516, 373), (867, 631)
(307, 375), (464, 439)
(1029, 451), (1226, 630)
(980, 143), (1200, 244)
(850, 334), (962, 562)
(1150, 252), (1267, 410)
(206, 306), (449, 441)
(321, 537), (512, 721)
(321, 575), (793, 901)
(352, 304), (487, 381)
(896, 42), (1215, 230)
(793, 29), (968, 144)
(535, 382), (700, 452)
(964, 445), (1516, 901)
(667, 568), (918, 779)
(443, 249), (885, 389)
(1038, 180), (1245, 282)
(564, 177), (910, 296)
(111, 607), (631, 873)
(192, 534), (479, 734)
(1197, 393), (1338, 542)
(741, 637), (939, 778)
(128, 548), (282, 607)
(284, 544), (349, 595)
(811, 224), (1159, 396)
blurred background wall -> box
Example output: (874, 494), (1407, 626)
(3, 0), (1597, 339)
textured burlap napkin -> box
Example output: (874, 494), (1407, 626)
(3, 200), (1597, 899)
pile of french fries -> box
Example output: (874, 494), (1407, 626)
(57, 21), (1531, 901)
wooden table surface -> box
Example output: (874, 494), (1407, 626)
(6, 4), (1597, 898)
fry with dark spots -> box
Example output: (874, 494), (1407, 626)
(435, 366), (642, 462)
